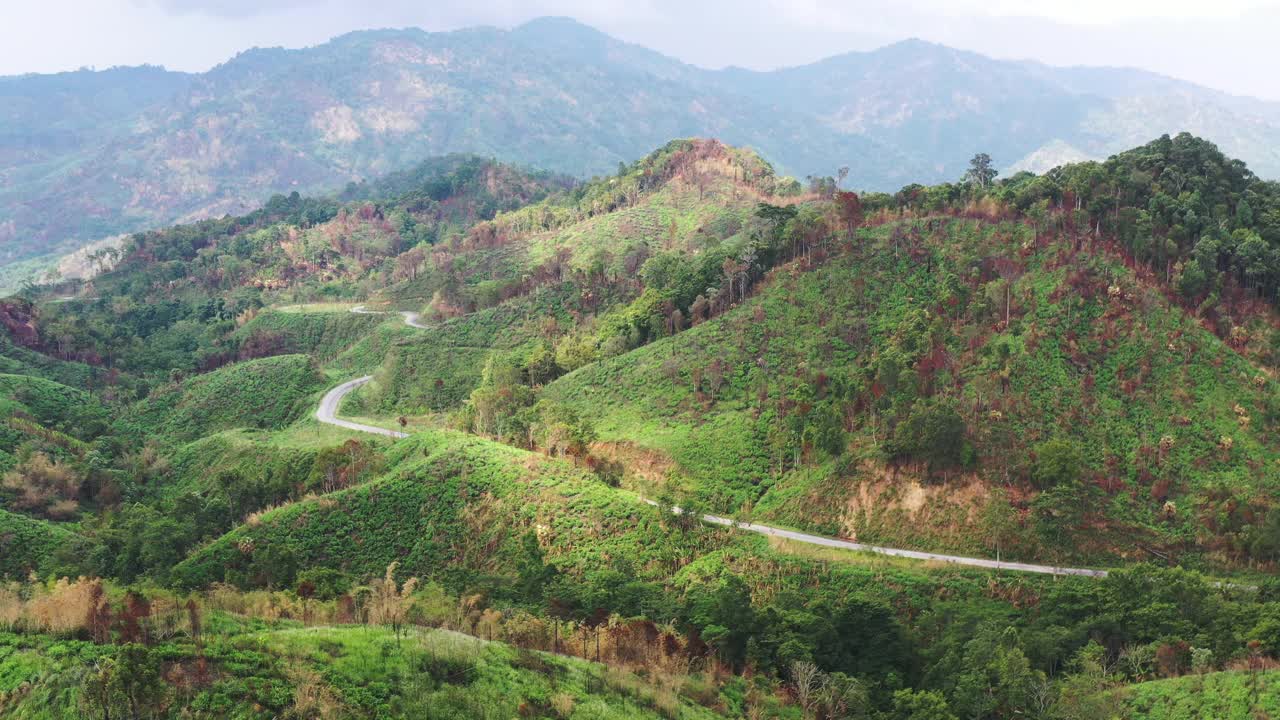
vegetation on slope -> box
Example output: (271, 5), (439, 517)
(7, 17), (1280, 281)
(23, 155), (567, 378)
(0, 613), (737, 719)
(0, 508), (87, 577)
(124, 355), (326, 443)
(544, 213), (1280, 566)
(1110, 668), (1280, 719)
(7, 134), (1280, 718)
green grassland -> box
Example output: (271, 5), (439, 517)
(0, 374), (111, 441)
(234, 308), (386, 363)
(171, 428), (728, 594)
(0, 332), (104, 390)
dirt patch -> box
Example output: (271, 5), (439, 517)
(590, 441), (674, 486)
(841, 461), (990, 550)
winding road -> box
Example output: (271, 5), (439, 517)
(315, 376), (409, 439)
(316, 308), (1109, 579)
(351, 304), (431, 329)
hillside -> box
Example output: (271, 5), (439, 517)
(543, 215), (1280, 566)
(1109, 669), (1280, 718)
(717, 39), (1280, 181)
(8, 134), (1280, 717)
(124, 354), (327, 444)
(5, 17), (1280, 279)
(0, 507), (87, 577)
(20, 154), (565, 377)
(0, 620), (746, 719)
(15, 135), (1280, 570)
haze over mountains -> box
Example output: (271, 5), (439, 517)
(3, 15), (1279, 272)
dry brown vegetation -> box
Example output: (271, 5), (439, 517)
(1, 452), (82, 519)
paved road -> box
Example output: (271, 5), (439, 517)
(351, 304), (430, 329)
(316, 310), (1110, 579)
(315, 376), (409, 438)
(641, 500), (1106, 577)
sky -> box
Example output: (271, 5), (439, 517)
(1, 0), (1277, 101)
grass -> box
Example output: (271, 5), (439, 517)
(234, 309), (386, 363)
(0, 373), (112, 444)
(0, 334), (105, 391)
(170, 427), (731, 592)
(272, 302), (361, 314)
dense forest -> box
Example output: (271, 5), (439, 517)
(3, 134), (1280, 718)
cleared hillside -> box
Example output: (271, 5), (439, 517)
(544, 215), (1280, 566)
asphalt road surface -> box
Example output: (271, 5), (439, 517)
(350, 304), (430, 329)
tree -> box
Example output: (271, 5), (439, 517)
(2, 452), (82, 519)
(1250, 508), (1280, 562)
(82, 644), (168, 720)
(517, 530), (557, 601)
(991, 257), (1025, 325)
(887, 402), (971, 478)
(535, 402), (597, 460)
(791, 664), (868, 720)
(688, 573), (755, 670)
(979, 489), (1020, 563)
(815, 596), (909, 679)
(835, 191), (864, 233)
(690, 294), (710, 324)
(1032, 439), (1084, 489)
(889, 689), (957, 720)
(964, 153), (997, 189)
(950, 624), (1040, 719)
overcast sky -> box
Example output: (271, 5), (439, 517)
(2, 0), (1277, 100)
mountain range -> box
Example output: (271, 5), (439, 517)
(3, 15), (1279, 275)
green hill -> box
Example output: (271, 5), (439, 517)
(0, 622), (740, 719)
(1109, 670), (1280, 719)
(27, 155), (568, 378)
(171, 428), (723, 594)
(0, 507), (87, 577)
(543, 214), (1280, 566)
(125, 355), (326, 443)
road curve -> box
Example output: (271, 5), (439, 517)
(317, 311), (1109, 579)
(315, 376), (408, 438)
(351, 304), (430, 329)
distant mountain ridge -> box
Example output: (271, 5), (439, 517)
(3, 16), (1279, 273)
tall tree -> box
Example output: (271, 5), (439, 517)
(964, 153), (997, 189)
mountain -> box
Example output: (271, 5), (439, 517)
(715, 38), (1280, 181)
(4, 18), (1280, 282)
